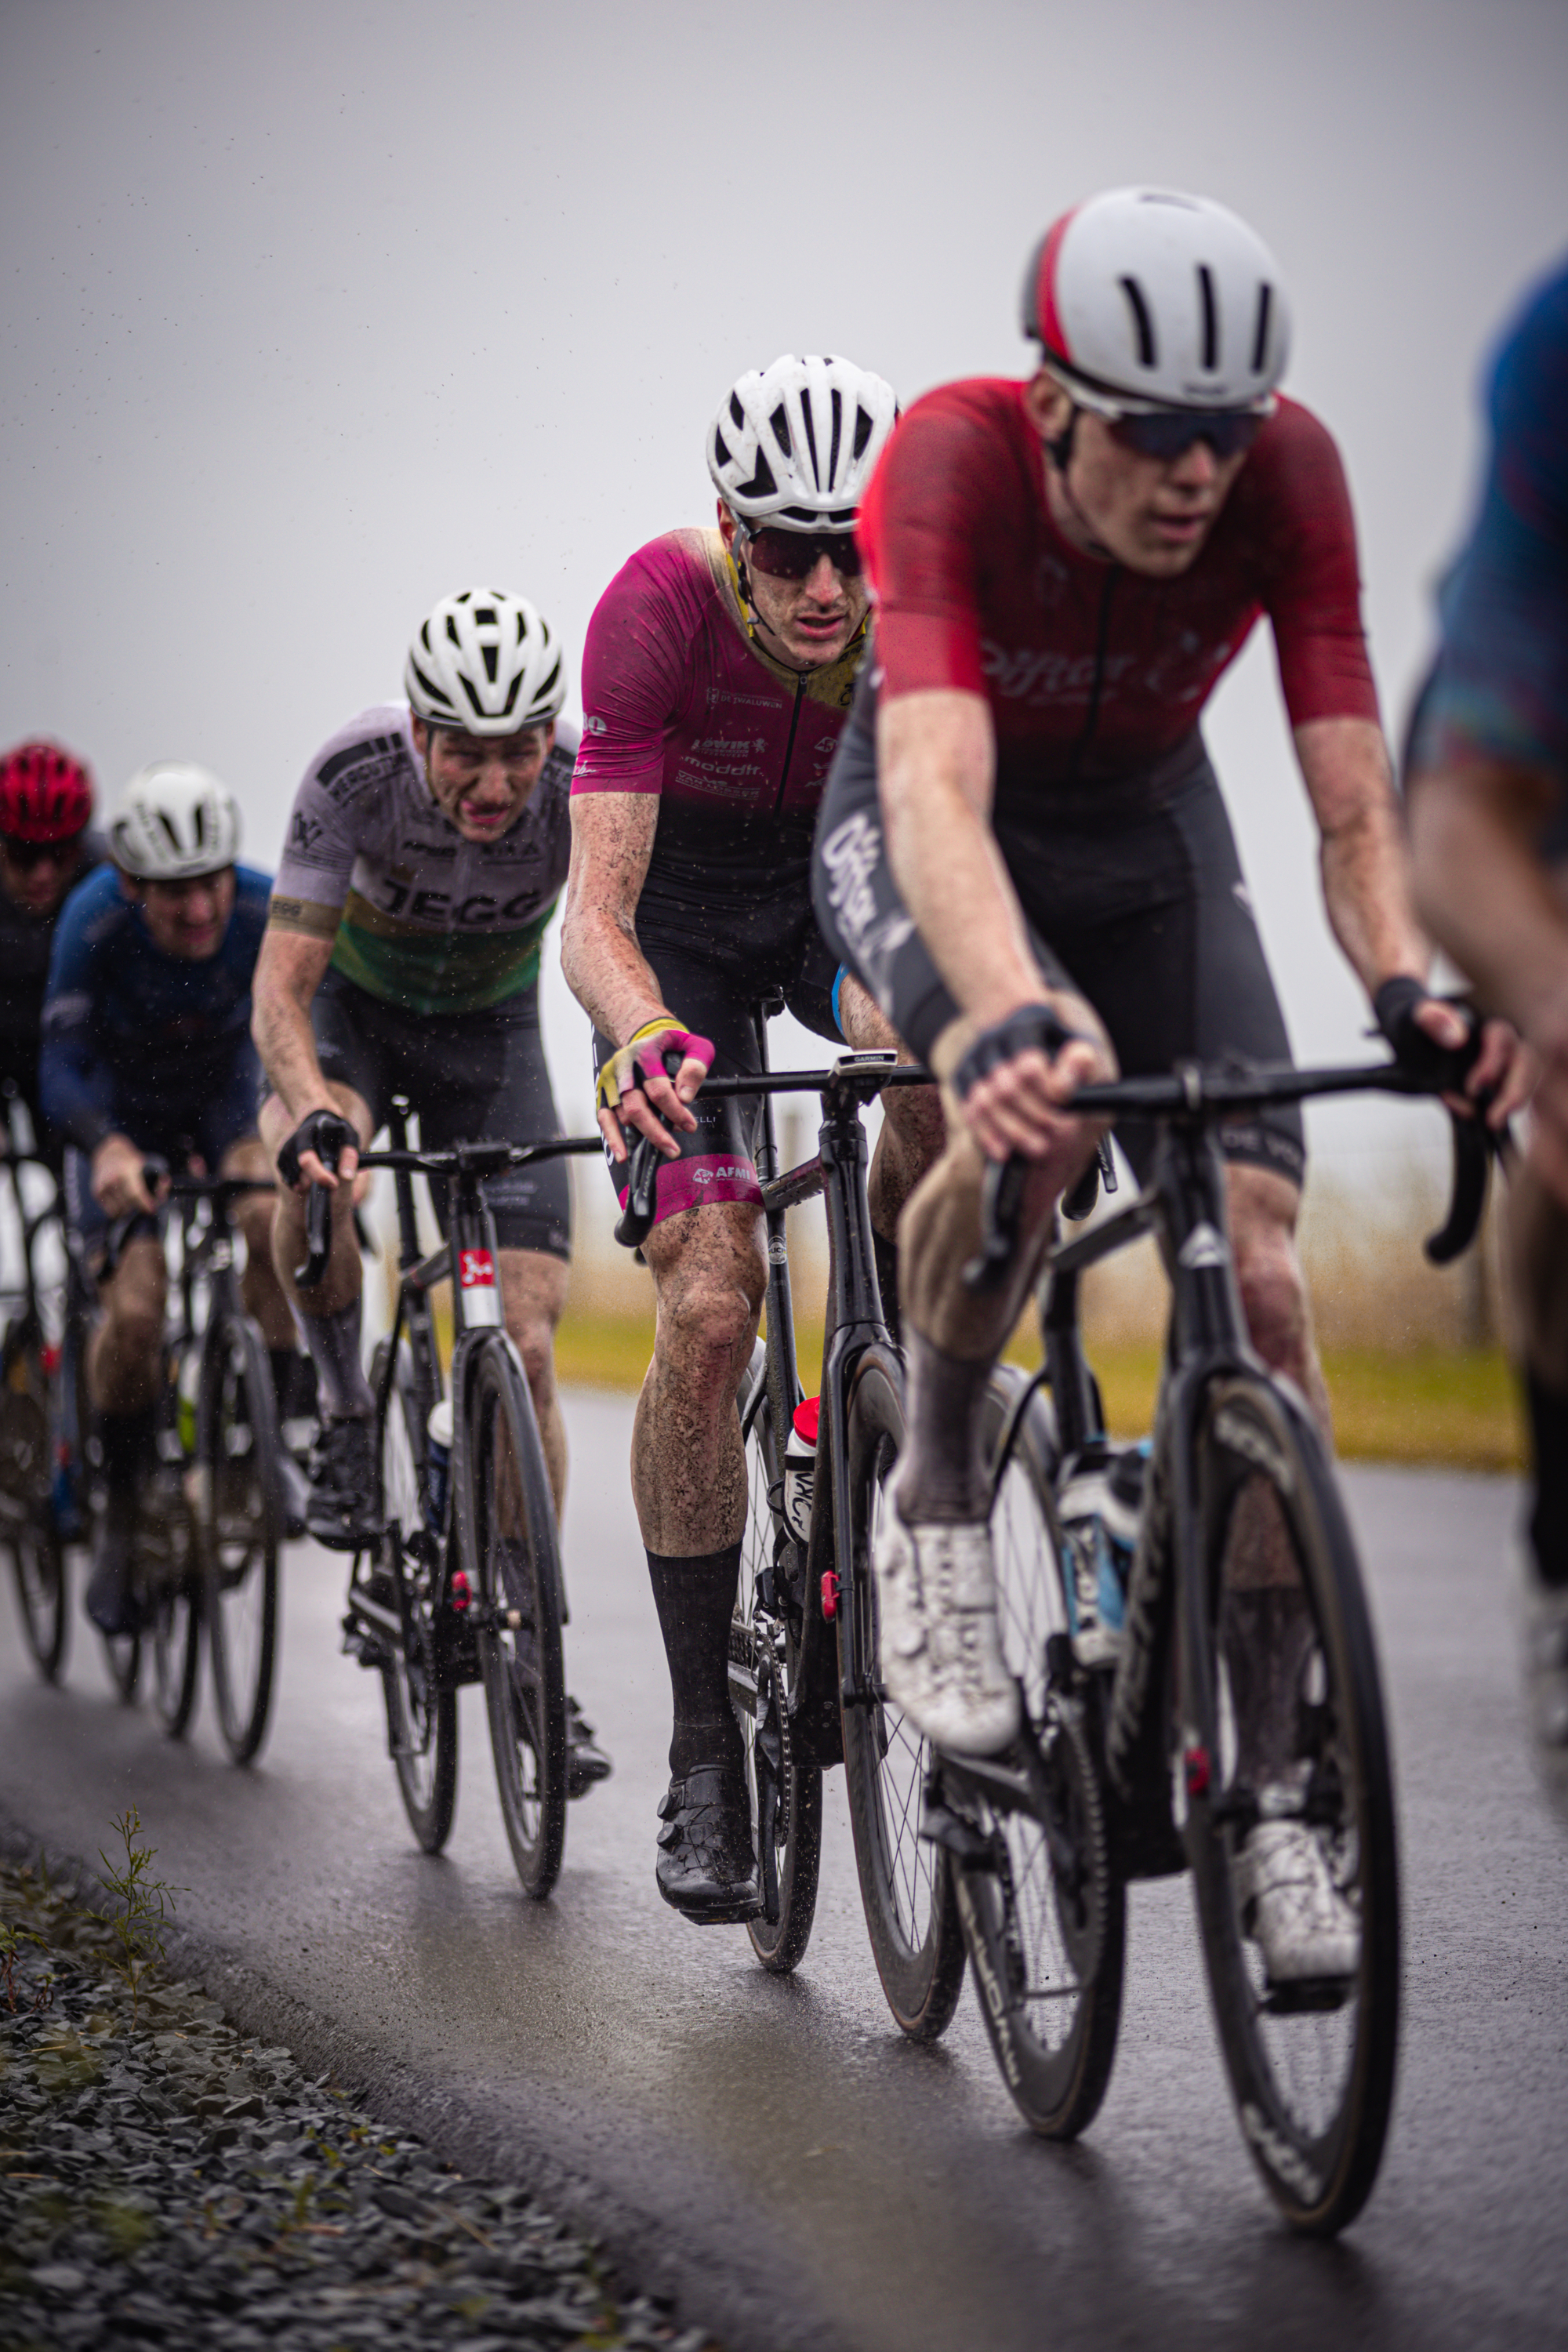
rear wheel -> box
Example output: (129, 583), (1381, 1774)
(949, 1371), (1125, 2136)
(468, 1338), (566, 1900)
(1186, 1374), (1399, 2235)
(732, 1353), (822, 1973)
(840, 1345), (967, 2040)
(146, 1467), (201, 1739)
(372, 1338), (458, 1853)
(199, 1315), (280, 1765)
(0, 1341), (68, 1682)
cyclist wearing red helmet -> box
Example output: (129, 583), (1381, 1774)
(813, 188), (1530, 1984)
(0, 741), (106, 1160)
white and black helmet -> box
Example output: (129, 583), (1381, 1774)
(707, 355), (898, 528)
(1022, 187), (1290, 412)
(110, 763), (241, 881)
(405, 589), (566, 736)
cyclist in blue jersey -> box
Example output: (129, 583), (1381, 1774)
(41, 763), (298, 1635)
(1408, 257), (1568, 1826)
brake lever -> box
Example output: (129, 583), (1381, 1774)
(1424, 1094), (1503, 1267)
(963, 1153), (1029, 1293)
(612, 1049), (688, 1252)
(295, 1181), (333, 1290)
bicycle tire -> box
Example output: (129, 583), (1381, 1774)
(945, 1371), (1127, 2136)
(0, 1334), (68, 1682)
(733, 1361), (823, 1973)
(102, 1625), (142, 1701)
(1185, 1372), (1399, 2235)
(840, 1344), (967, 2040)
(468, 1336), (566, 1900)
(147, 1526), (201, 1738)
(198, 1312), (281, 1766)
(371, 1337), (458, 1854)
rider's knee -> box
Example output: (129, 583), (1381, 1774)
(660, 1269), (760, 1381)
(1231, 1188), (1308, 1364)
(512, 1317), (557, 1399)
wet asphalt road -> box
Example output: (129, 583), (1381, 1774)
(2, 1394), (1564, 2352)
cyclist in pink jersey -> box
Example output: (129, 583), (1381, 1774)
(813, 190), (1528, 1984)
(563, 355), (934, 1922)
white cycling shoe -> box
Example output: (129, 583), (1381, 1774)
(1233, 1817), (1359, 1985)
(873, 1511), (1020, 1755)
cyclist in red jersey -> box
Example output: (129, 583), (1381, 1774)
(813, 189), (1526, 1982)
(562, 356), (936, 1922)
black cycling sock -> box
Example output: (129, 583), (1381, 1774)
(1526, 1370), (1568, 1588)
(1222, 1586), (1317, 1788)
(894, 1327), (992, 1522)
(298, 1296), (374, 1420)
(97, 1410), (154, 1500)
(872, 1226), (902, 1348)
(646, 1544), (744, 1778)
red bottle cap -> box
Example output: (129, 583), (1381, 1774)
(792, 1396), (821, 1446)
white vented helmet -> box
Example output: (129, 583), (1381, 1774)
(706, 355), (898, 528)
(405, 588), (567, 735)
(110, 763), (241, 880)
(1022, 187), (1290, 412)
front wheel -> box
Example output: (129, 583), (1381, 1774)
(1185, 1374), (1399, 2235)
(732, 1352), (822, 1973)
(371, 1338), (459, 1854)
(840, 1345), (967, 2041)
(951, 1370), (1126, 2137)
(467, 1338), (566, 1900)
(0, 1351), (68, 1682)
(198, 1315), (281, 1765)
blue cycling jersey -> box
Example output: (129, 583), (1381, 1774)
(1409, 262), (1568, 855)
(40, 864), (272, 1156)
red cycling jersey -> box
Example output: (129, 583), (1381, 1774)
(857, 379), (1381, 804)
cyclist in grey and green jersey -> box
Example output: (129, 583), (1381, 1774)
(253, 586), (609, 1795)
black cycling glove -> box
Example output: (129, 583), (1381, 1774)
(953, 1004), (1084, 1102)
(277, 1109), (358, 1189)
(1373, 978), (1479, 1089)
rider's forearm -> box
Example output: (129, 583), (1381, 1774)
(559, 896), (676, 1047)
(1296, 717), (1432, 997)
(251, 965), (339, 1127)
(878, 691), (1054, 1033)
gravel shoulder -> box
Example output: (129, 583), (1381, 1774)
(0, 1849), (715, 2352)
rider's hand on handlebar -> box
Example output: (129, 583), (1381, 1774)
(277, 1106), (361, 1194)
(949, 1002), (1115, 1164)
(90, 1132), (166, 1219)
(1377, 979), (1533, 1131)
(595, 1018), (714, 1163)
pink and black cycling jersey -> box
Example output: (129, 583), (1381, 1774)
(573, 525), (865, 1221)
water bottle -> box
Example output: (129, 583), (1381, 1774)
(176, 1339), (203, 1457)
(782, 1396), (819, 1544)
(426, 1396), (452, 1532)
(1058, 1439), (1147, 1664)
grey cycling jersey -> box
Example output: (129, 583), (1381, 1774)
(269, 701), (575, 1017)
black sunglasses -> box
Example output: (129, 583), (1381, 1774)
(740, 525), (863, 582)
(1, 835), (82, 871)
(1106, 408), (1265, 462)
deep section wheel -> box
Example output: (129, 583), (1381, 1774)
(731, 1355), (822, 1973)
(198, 1314), (281, 1765)
(1186, 1373), (1399, 2235)
(947, 1370), (1125, 2136)
(468, 1338), (566, 1900)
(840, 1345), (967, 2041)
(371, 1338), (458, 1853)
(145, 1469), (201, 1740)
(0, 1360), (67, 1682)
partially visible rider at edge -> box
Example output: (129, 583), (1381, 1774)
(561, 356), (935, 1925)
(251, 588), (612, 1800)
(0, 740), (107, 1165)
(811, 188), (1529, 1984)
(1406, 258), (1568, 1830)
(39, 764), (298, 1636)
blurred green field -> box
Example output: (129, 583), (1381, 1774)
(553, 1308), (1524, 1473)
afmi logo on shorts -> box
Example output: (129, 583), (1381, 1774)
(691, 1165), (750, 1185)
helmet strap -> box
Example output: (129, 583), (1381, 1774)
(1044, 406), (1116, 564)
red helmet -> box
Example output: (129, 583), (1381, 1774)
(0, 741), (95, 842)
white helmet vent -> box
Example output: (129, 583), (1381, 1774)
(405, 588), (566, 735)
(707, 354), (898, 527)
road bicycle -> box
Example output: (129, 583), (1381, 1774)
(319, 1102), (602, 1901)
(54, 1163), (296, 1759)
(0, 1092), (69, 1682)
(615, 1022), (965, 2032)
(927, 1047), (1497, 2234)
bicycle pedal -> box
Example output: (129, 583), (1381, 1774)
(340, 1613), (390, 1671)
(920, 1799), (996, 1866)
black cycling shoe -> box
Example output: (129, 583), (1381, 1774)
(565, 1697), (612, 1799)
(655, 1763), (760, 1922)
(85, 1501), (140, 1639)
(306, 1414), (379, 1552)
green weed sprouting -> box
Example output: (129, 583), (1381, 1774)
(0, 1916), (54, 2015)
(90, 1807), (186, 2026)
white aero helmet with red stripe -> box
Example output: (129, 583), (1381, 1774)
(1022, 187), (1290, 413)
(706, 354), (898, 528)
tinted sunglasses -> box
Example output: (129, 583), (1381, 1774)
(1105, 407), (1266, 462)
(1, 835), (81, 871)
(741, 525), (863, 582)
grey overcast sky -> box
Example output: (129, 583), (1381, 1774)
(3, 0), (1566, 1177)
